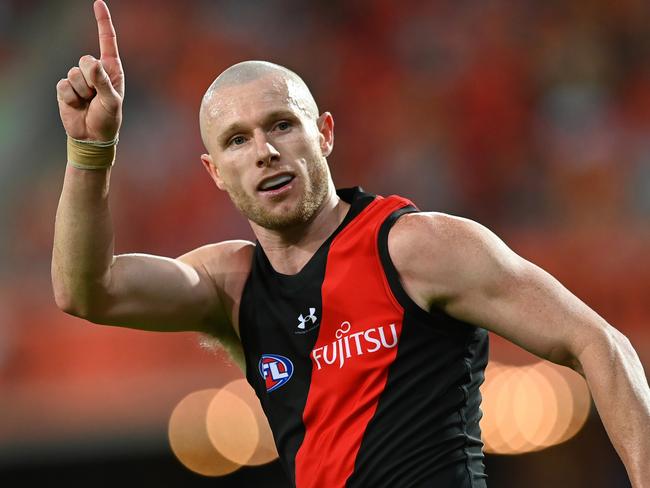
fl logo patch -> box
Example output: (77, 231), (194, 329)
(259, 354), (294, 393)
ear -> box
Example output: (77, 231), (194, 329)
(316, 112), (334, 157)
(200, 153), (227, 191)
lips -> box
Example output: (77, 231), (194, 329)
(257, 173), (295, 192)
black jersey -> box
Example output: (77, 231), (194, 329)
(239, 187), (489, 488)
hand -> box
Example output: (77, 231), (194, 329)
(56, 0), (124, 142)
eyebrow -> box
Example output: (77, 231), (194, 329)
(218, 110), (299, 145)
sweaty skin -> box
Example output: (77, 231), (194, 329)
(52, 2), (650, 486)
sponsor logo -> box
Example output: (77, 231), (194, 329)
(311, 320), (399, 371)
(295, 307), (319, 334)
(259, 354), (294, 392)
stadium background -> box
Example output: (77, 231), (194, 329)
(0, 0), (648, 486)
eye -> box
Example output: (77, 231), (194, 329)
(275, 121), (291, 131)
(229, 135), (246, 146)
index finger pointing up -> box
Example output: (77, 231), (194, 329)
(93, 0), (119, 60)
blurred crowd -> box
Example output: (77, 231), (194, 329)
(2, 0), (649, 260)
(0, 0), (648, 479)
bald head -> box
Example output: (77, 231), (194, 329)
(199, 60), (320, 153)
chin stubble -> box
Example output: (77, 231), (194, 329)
(229, 159), (330, 231)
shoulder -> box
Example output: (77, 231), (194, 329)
(178, 240), (255, 273)
(387, 212), (520, 307)
(177, 240), (255, 345)
(387, 211), (483, 264)
(180, 239), (254, 265)
(178, 240), (255, 307)
(177, 241), (254, 369)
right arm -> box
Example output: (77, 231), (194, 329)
(52, 164), (239, 335)
(52, 1), (246, 367)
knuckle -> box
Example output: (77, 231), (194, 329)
(56, 78), (69, 91)
(79, 54), (94, 64)
(67, 67), (80, 78)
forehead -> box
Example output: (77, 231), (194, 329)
(206, 76), (311, 130)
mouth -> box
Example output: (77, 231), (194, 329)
(257, 173), (296, 194)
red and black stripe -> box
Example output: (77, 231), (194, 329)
(239, 187), (488, 488)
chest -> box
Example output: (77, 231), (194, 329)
(241, 230), (408, 390)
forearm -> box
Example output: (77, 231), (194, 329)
(52, 164), (115, 315)
(578, 327), (650, 487)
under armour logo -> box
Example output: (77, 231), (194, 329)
(297, 308), (317, 330)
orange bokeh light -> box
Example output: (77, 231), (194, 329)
(168, 388), (241, 477)
(206, 388), (259, 465)
(221, 379), (278, 466)
(481, 360), (591, 455)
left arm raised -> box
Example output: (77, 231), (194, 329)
(389, 212), (650, 488)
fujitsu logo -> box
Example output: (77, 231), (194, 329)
(311, 320), (399, 371)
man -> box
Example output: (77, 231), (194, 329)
(52, 2), (649, 487)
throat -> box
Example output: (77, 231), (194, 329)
(265, 245), (318, 276)
(254, 195), (351, 275)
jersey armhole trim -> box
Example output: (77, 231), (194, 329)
(237, 255), (258, 376)
(377, 206), (436, 325)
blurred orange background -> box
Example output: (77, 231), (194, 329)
(0, 0), (648, 486)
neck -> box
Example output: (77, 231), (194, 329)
(250, 186), (350, 275)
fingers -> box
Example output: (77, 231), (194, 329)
(93, 0), (120, 61)
(67, 66), (95, 100)
(92, 1), (124, 98)
(78, 55), (120, 112)
(56, 78), (85, 109)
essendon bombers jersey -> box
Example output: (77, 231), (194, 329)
(239, 187), (489, 488)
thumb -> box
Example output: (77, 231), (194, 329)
(93, 60), (121, 111)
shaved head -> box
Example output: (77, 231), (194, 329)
(199, 60), (319, 152)
(197, 60), (335, 232)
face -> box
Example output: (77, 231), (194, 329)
(200, 75), (334, 231)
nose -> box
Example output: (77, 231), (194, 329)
(253, 129), (280, 168)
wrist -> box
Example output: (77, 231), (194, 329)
(67, 134), (119, 170)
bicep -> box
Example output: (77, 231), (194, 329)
(440, 221), (609, 368)
(87, 248), (223, 333)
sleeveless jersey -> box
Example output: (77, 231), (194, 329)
(239, 187), (489, 488)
